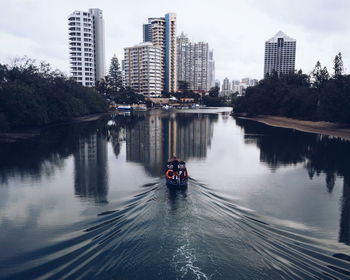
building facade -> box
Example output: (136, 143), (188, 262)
(208, 50), (215, 89)
(176, 33), (212, 92)
(221, 77), (231, 96)
(165, 13), (177, 93)
(68, 9), (105, 87)
(264, 31), (296, 77)
(143, 13), (177, 93)
(124, 42), (162, 96)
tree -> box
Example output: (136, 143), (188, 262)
(321, 67), (330, 82)
(108, 54), (123, 92)
(0, 57), (108, 130)
(312, 61), (329, 88)
(202, 96), (225, 107)
(333, 52), (344, 78)
(114, 87), (145, 104)
(209, 86), (220, 97)
(95, 78), (109, 96)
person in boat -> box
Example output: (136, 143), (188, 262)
(167, 157), (187, 178)
(171, 157), (180, 172)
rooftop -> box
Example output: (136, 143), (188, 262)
(266, 31), (296, 43)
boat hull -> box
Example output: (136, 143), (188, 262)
(166, 178), (188, 187)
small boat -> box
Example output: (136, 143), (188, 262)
(191, 104), (200, 109)
(117, 105), (132, 111)
(132, 104), (147, 111)
(165, 158), (188, 187)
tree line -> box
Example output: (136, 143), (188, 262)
(233, 53), (350, 123)
(0, 57), (108, 131)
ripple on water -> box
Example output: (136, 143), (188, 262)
(2, 178), (350, 280)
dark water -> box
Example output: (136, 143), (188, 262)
(1, 108), (350, 280)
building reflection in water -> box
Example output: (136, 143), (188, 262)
(235, 117), (350, 246)
(74, 132), (108, 204)
(125, 112), (215, 176)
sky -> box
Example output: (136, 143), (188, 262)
(0, 0), (349, 82)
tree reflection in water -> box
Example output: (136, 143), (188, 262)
(235, 118), (350, 245)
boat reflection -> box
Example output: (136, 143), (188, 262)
(166, 186), (188, 213)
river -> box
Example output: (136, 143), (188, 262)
(0, 108), (350, 279)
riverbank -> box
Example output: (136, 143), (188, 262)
(0, 112), (110, 142)
(236, 115), (350, 141)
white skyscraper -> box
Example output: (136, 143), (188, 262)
(68, 9), (105, 87)
(264, 31), (296, 77)
(124, 42), (162, 96)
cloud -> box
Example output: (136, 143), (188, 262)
(250, 0), (350, 33)
(0, 0), (349, 82)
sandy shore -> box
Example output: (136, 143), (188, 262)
(237, 115), (350, 141)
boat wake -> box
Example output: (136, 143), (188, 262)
(2, 178), (350, 280)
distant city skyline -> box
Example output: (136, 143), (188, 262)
(0, 0), (349, 81)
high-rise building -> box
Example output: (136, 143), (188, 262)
(143, 23), (153, 42)
(241, 78), (258, 87)
(208, 50), (215, 89)
(68, 9), (105, 87)
(221, 77), (231, 96)
(124, 42), (162, 96)
(176, 33), (211, 92)
(177, 32), (190, 87)
(143, 13), (177, 93)
(165, 13), (177, 93)
(264, 31), (296, 77)
(215, 80), (221, 89)
(232, 80), (240, 94)
(89, 9), (105, 82)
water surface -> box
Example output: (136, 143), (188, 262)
(1, 108), (350, 279)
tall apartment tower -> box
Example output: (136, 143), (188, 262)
(264, 31), (296, 77)
(208, 50), (215, 89)
(124, 42), (162, 96)
(176, 33), (212, 92)
(143, 13), (177, 93)
(68, 9), (105, 87)
(221, 77), (231, 96)
(176, 32), (190, 85)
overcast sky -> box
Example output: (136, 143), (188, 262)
(0, 0), (349, 82)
